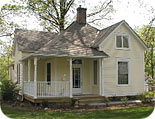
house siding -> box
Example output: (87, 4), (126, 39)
(83, 59), (91, 94)
(100, 24), (145, 96)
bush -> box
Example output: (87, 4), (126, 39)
(121, 97), (128, 106)
(103, 97), (110, 106)
(20, 102), (24, 107)
(42, 101), (49, 108)
(0, 79), (20, 101)
(137, 92), (155, 103)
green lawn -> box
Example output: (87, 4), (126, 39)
(1, 105), (154, 119)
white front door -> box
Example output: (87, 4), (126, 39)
(72, 65), (82, 94)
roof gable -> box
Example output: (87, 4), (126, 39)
(93, 20), (123, 47)
(94, 20), (148, 50)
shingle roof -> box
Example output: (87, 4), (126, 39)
(15, 29), (57, 52)
(15, 20), (127, 58)
(34, 22), (108, 57)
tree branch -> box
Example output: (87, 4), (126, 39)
(87, 0), (112, 18)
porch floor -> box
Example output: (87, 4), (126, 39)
(24, 94), (104, 104)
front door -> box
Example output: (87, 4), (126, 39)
(72, 65), (82, 94)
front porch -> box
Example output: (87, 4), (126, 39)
(22, 56), (104, 101)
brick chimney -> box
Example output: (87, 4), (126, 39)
(76, 5), (87, 24)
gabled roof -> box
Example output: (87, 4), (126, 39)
(14, 29), (57, 52)
(93, 20), (123, 47)
(33, 21), (108, 57)
(93, 20), (148, 49)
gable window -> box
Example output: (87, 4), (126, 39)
(17, 64), (20, 84)
(93, 60), (98, 85)
(116, 35), (129, 49)
(117, 59), (129, 85)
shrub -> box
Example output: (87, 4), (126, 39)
(137, 92), (155, 103)
(0, 79), (20, 101)
(71, 98), (76, 107)
(42, 101), (49, 108)
(20, 102), (24, 107)
(121, 97), (128, 106)
(103, 97), (110, 106)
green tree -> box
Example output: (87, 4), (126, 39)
(138, 26), (155, 79)
(0, 40), (13, 80)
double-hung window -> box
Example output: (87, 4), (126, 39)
(117, 59), (129, 85)
(116, 35), (129, 49)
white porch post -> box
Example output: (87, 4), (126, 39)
(28, 59), (31, 82)
(54, 58), (57, 95)
(101, 58), (104, 96)
(22, 61), (25, 101)
(69, 58), (72, 98)
(34, 57), (37, 99)
(99, 58), (103, 96)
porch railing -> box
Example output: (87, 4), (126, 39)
(24, 81), (34, 97)
(24, 81), (70, 98)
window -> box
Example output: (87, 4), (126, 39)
(17, 64), (20, 84)
(47, 63), (51, 84)
(93, 60), (97, 85)
(72, 59), (82, 64)
(116, 35), (129, 49)
(117, 60), (129, 85)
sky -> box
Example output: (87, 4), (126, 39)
(0, 0), (155, 30)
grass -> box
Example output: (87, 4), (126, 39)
(1, 104), (154, 119)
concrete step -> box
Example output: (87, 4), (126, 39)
(75, 97), (104, 104)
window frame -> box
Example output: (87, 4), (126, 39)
(115, 34), (130, 50)
(116, 58), (130, 86)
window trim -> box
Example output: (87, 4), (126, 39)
(115, 34), (130, 50)
(116, 58), (130, 86)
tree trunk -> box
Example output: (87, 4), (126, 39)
(59, 0), (65, 31)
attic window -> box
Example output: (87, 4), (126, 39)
(116, 35), (129, 49)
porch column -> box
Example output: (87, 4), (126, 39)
(99, 58), (103, 96)
(22, 61), (25, 101)
(69, 58), (73, 98)
(101, 58), (104, 96)
(34, 57), (37, 99)
(54, 58), (57, 95)
(28, 59), (31, 82)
